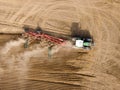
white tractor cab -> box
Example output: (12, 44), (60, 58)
(71, 22), (94, 49)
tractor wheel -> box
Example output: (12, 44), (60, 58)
(24, 39), (29, 48)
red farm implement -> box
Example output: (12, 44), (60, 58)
(22, 26), (65, 48)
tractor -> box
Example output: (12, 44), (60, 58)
(71, 22), (94, 49)
(22, 23), (94, 49)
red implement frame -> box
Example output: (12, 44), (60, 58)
(24, 31), (65, 45)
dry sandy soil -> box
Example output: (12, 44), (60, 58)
(0, 0), (120, 90)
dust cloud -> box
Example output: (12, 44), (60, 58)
(0, 39), (50, 89)
(0, 39), (74, 87)
(51, 41), (73, 55)
(0, 39), (46, 69)
(0, 39), (72, 71)
(1, 38), (25, 55)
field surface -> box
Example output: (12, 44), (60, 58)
(0, 0), (120, 90)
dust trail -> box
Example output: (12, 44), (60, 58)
(1, 38), (25, 55)
(1, 46), (47, 71)
(0, 38), (25, 75)
(0, 38), (48, 89)
(51, 41), (73, 55)
(0, 39), (72, 70)
(12, 47), (47, 89)
(0, 40), (73, 70)
(16, 46), (47, 65)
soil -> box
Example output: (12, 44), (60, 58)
(0, 0), (120, 90)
